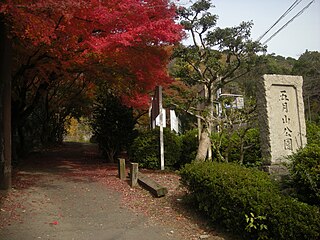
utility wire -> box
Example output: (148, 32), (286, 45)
(256, 0), (303, 42)
(262, 0), (315, 45)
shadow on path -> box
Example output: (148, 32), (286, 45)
(18, 142), (104, 173)
(0, 142), (178, 240)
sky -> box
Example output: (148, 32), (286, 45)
(178, 0), (320, 59)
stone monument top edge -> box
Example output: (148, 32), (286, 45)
(262, 74), (303, 88)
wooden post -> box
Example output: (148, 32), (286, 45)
(0, 21), (12, 190)
(130, 163), (138, 187)
(118, 158), (126, 180)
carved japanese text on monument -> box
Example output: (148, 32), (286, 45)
(270, 85), (301, 161)
(279, 90), (292, 151)
(269, 82), (306, 162)
(258, 75), (307, 166)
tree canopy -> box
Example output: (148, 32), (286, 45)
(1, 0), (183, 107)
(171, 0), (265, 160)
(0, 0), (183, 159)
(292, 50), (320, 122)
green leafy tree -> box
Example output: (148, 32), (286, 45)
(91, 89), (136, 163)
(172, 0), (265, 160)
(292, 51), (320, 122)
(237, 54), (296, 98)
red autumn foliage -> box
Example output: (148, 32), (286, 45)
(1, 0), (183, 108)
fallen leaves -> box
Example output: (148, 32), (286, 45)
(0, 143), (223, 240)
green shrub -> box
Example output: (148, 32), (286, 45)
(211, 130), (239, 162)
(180, 161), (320, 240)
(211, 127), (262, 167)
(129, 128), (182, 169)
(242, 128), (262, 167)
(287, 144), (320, 205)
(306, 121), (320, 146)
(178, 128), (199, 168)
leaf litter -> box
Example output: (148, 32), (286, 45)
(0, 144), (230, 240)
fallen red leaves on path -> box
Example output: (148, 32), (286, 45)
(0, 143), (229, 240)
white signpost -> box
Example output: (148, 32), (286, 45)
(150, 86), (165, 170)
(158, 86), (165, 170)
(150, 86), (182, 170)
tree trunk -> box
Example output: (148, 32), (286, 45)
(225, 134), (232, 163)
(106, 147), (117, 163)
(195, 128), (211, 161)
(0, 21), (12, 190)
(239, 138), (244, 164)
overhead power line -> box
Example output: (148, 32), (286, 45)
(256, 0), (304, 42)
(262, 0), (316, 45)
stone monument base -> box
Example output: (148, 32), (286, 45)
(261, 164), (289, 182)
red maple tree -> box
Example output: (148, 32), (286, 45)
(1, 0), (183, 108)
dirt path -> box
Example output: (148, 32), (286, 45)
(0, 143), (231, 240)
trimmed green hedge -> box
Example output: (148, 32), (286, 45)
(180, 162), (320, 240)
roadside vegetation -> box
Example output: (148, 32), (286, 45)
(1, 0), (319, 239)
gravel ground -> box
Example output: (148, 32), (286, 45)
(0, 142), (235, 240)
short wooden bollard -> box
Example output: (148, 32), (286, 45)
(130, 163), (139, 187)
(118, 158), (126, 180)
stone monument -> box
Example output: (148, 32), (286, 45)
(257, 74), (307, 174)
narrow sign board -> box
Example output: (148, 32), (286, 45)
(158, 86), (165, 170)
